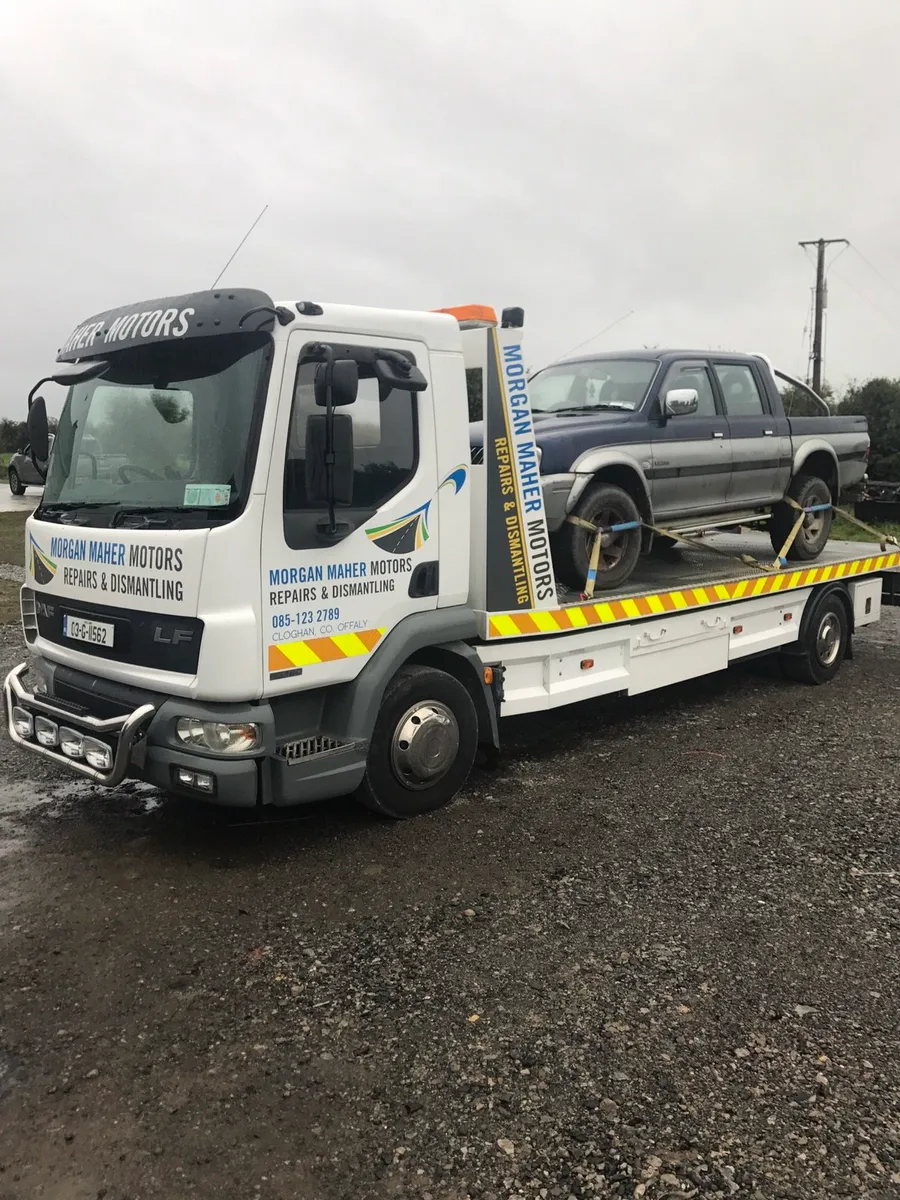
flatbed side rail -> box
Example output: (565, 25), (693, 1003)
(485, 550), (900, 640)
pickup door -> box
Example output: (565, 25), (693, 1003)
(649, 359), (732, 519)
(713, 362), (792, 507)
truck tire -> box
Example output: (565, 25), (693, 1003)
(357, 664), (478, 819)
(553, 482), (643, 592)
(769, 474), (832, 561)
(8, 468), (26, 496)
(780, 590), (849, 684)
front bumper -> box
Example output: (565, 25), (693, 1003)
(4, 660), (367, 809)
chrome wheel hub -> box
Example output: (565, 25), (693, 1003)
(390, 701), (459, 790)
(816, 612), (841, 665)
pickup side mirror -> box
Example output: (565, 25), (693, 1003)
(26, 395), (50, 466)
(314, 359), (359, 407)
(305, 412), (354, 506)
(664, 388), (699, 418)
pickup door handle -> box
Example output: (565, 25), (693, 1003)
(763, 429), (774, 436)
(712, 431), (725, 439)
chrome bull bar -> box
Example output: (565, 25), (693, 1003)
(4, 662), (156, 787)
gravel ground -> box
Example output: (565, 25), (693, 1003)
(1, 614), (900, 1200)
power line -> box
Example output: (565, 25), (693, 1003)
(550, 309), (636, 364)
(849, 244), (900, 304)
(829, 267), (900, 332)
(211, 204), (269, 289)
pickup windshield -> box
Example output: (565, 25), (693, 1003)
(40, 332), (272, 527)
(530, 359), (658, 414)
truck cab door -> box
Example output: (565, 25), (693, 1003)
(649, 360), (732, 519)
(713, 362), (792, 507)
(261, 329), (442, 693)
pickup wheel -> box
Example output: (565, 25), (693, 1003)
(769, 474), (833, 561)
(8, 468), (26, 496)
(357, 665), (478, 819)
(781, 590), (849, 684)
(554, 482), (642, 592)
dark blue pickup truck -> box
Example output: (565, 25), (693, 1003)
(471, 349), (869, 591)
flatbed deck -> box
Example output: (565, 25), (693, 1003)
(486, 533), (900, 640)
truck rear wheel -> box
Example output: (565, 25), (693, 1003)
(780, 590), (849, 684)
(357, 664), (478, 819)
(553, 482), (642, 592)
(8, 468), (26, 496)
(769, 474), (832, 561)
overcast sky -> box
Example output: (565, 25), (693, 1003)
(2, 0), (900, 418)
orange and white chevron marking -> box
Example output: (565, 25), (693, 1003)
(487, 554), (900, 640)
(268, 628), (386, 674)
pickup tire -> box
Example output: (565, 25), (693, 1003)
(554, 482), (642, 592)
(769, 474), (833, 561)
(357, 664), (478, 819)
(8, 468), (26, 496)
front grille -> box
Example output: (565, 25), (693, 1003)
(21, 587), (37, 643)
(276, 736), (349, 763)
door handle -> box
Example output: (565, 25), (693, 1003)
(763, 429), (774, 436)
(712, 431), (725, 439)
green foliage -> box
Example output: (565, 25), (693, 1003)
(837, 378), (900, 480)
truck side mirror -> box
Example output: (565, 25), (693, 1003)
(314, 359), (359, 407)
(664, 388), (699, 418)
(372, 356), (427, 400)
(26, 394), (50, 466)
(305, 412), (354, 506)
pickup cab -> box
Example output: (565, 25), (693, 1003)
(472, 350), (869, 590)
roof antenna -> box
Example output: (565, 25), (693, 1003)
(210, 204), (269, 289)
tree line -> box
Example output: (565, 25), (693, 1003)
(0, 417), (58, 453)
(835, 378), (900, 482)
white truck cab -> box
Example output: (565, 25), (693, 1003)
(5, 288), (897, 818)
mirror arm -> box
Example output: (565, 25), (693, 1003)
(317, 346), (338, 535)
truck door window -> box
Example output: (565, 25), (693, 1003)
(714, 365), (765, 417)
(659, 362), (717, 417)
(284, 362), (418, 513)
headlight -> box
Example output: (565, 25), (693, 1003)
(175, 718), (260, 754)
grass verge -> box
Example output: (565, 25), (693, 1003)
(0, 578), (21, 625)
(832, 514), (900, 544)
(0, 511), (28, 567)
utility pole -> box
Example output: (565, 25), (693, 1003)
(798, 237), (848, 395)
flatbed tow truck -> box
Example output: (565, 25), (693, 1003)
(4, 291), (898, 817)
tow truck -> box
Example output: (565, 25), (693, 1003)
(4, 290), (898, 817)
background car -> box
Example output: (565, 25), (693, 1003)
(7, 435), (54, 495)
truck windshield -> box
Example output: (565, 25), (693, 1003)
(530, 359), (658, 414)
(40, 332), (272, 526)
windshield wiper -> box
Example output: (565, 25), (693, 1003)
(535, 403), (633, 416)
(111, 505), (231, 528)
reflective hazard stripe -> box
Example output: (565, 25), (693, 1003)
(268, 628), (386, 674)
(486, 553), (900, 639)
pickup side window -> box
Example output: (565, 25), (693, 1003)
(714, 365), (765, 417)
(659, 361), (717, 418)
(283, 361), (418, 516)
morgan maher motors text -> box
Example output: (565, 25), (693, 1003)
(50, 537), (186, 603)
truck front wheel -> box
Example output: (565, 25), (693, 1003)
(552, 482), (643, 592)
(357, 664), (478, 819)
(769, 474), (833, 561)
